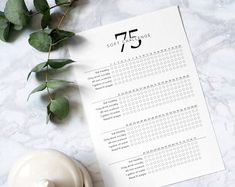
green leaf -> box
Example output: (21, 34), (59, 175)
(13, 25), (23, 30)
(27, 62), (47, 80)
(0, 12), (10, 41)
(28, 31), (52, 52)
(55, 0), (71, 6)
(0, 12), (8, 29)
(41, 10), (50, 29)
(27, 82), (47, 100)
(28, 29), (74, 51)
(48, 59), (74, 69)
(33, 0), (49, 13)
(47, 79), (73, 89)
(33, 0), (50, 29)
(4, 0), (30, 26)
(49, 97), (70, 120)
(50, 29), (75, 45)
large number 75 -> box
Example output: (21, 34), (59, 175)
(115, 29), (142, 52)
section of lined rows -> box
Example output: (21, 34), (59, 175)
(118, 75), (193, 115)
(110, 45), (185, 85)
(115, 138), (202, 180)
(102, 105), (202, 152)
(126, 105), (202, 146)
(144, 138), (201, 173)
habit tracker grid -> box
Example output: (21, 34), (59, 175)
(69, 6), (224, 187)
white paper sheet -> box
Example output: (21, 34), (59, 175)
(69, 6), (224, 187)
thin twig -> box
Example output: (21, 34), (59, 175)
(46, 44), (52, 101)
(57, 7), (71, 29)
(30, 2), (71, 17)
(44, 5), (72, 101)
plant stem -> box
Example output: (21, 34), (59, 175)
(30, 2), (71, 16)
(57, 6), (71, 28)
(45, 5), (72, 101)
(46, 44), (52, 101)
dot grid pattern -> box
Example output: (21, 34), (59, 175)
(110, 45), (185, 85)
(144, 138), (201, 173)
(118, 75), (193, 115)
(126, 105), (202, 146)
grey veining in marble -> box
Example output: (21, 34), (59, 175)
(0, 0), (235, 187)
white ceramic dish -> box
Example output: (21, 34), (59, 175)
(8, 149), (93, 187)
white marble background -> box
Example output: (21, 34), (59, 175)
(0, 0), (235, 187)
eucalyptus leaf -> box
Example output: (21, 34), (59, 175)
(0, 12), (10, 41)
(4, 0), (30, 26)
(48, 59), (74, 69)
(50, 29), (75, 45)
(28, 31), (52, 52)
(33, 0), (49, 13)
(0, 12), (8, 29)
(47, 79), (72, 89)
(13, 25), (23, 31)
(27, 62), (47, 80)
(27, 82), (47, 100)
(41, 10), (50, 29)
(49, 97), (70, 120)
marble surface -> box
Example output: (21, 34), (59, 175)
(0, 0), (235, 187)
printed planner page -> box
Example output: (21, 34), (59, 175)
(69, 6), (224, 187)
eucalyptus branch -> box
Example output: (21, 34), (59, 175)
(45, 44), (53, 101)
(44, 5), (72, 102)
(0, 0), (77, 123)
